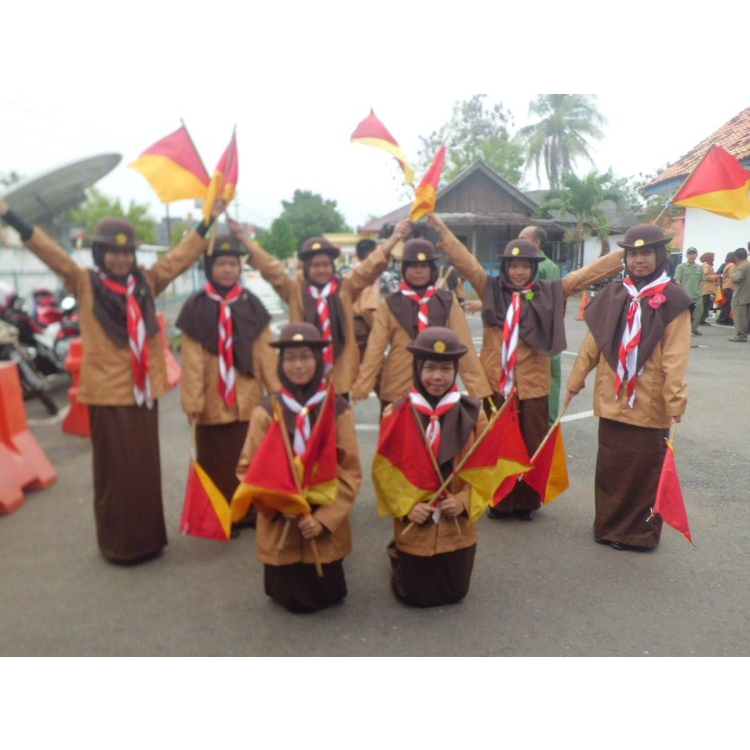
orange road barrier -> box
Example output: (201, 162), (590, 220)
(158, 313), (181, 390)
(576, 290), (589, 320)
(62, 338), (90, 437)
(0, 360), (57, 496)
(0, 443), (26, 514)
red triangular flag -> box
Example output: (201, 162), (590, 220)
(524, 423), (569, 505)
(180, 460), (231, 541)
(490, 399), (532, 507)
(653, 440), (694, 545)
(300, 383), (338, 506)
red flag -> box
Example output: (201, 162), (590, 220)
(491, 399), (533, 507)
(351, 109), (415, 185)
(653, 440), (694, 545)
(231, 413), (310, 522)
(410, 145), (446, 222)
(458, 399), (531, 521)
(371, 400), (440, 518)
(129, 124), (210, 203)
(299, 383), (338, 506)
(672, 145), (750, 220)
(180, 460), (231, 541)
(523, 423), (569, 505)
(203, 128), (239, 222)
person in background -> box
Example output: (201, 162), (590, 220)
(698, 251), (718, 325)
(351, 237), (381, 364)
(728, 247), (750, 342)
(715, 251), (737, 326)
(0, 196), (225, 564)
(674, 247), (705, 336)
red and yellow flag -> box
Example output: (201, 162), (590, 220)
(410, 145), (446, 222)
(231, 414), (310, 522)
(672, 145), (750, 220)
(458, 401), (531, 522)
(653, 440), (694, 545)
(297, 383), (338, 506)
(129, 125), (210, 203)
(523, 423), (569, 505)
(371, 400), (440, 518)
(203, 128), (239, 222)
(351, 109), (415, 186)
(180, 460), (231, 541)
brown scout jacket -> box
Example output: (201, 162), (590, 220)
(179, 329), (280, 424)
(351, 297), (492, 403)
(235, 405), (362, 566)
(391, 408), (488, 557)
(23, 227), (207, 406)
(566, 310), (691, 428)
(245, 243), (391, 394)
(438, 231), (625, 400)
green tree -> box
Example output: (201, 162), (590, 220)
(518, 94), (606, 189)
(0, 170), (23, 188)
(538, 171), (622, 267)
(416, 95), (526, 186)
(279, 189), (350, 251)
(65, 187), (158, 244)
(258, 217), (297, 259)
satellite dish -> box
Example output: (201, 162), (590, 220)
(1, 153), (121, 225)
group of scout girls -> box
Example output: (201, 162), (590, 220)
(0, 195), (691, 613)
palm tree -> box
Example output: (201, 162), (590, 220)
(539, 171), (621, 268)
(519, 95), (606, 189)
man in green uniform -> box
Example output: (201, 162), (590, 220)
(674, 247), (705, 335)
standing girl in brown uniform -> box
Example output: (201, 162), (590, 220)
(235, 323), (362, 612)
(176, 234), (279, 525)
(0, 197), (224, 563)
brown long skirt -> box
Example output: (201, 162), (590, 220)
(389, 542), (477, 608)
(263, 561), (347, 613)
(89, 404), (167, 563)
(594, 418), (665, 549)
(195, 421), (248, 503)
(497, 395), (548, 512)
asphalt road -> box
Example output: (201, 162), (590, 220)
(1, 298), (748, 656)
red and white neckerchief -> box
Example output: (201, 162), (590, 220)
(205, 281), (243, 408)
(280, 382), (328, 456)
(616, 272), (671, 407)
(400, 280), (437, 332)
(498, 286), (532, 398)
(409, 384), (461, 523)
(307, 278), (339, 373)
(100, 273), (152, 408)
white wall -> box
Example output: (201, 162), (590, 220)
(682, 208), (750, 261)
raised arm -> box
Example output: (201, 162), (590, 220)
(561, 249), (624, 298)
(427, 213), (488, 297)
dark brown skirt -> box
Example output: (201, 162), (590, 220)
(594, 418), (665, 549)
(389, 541), (476, 608)
(497, 395), (548, 512)
(89, 404), (167, 563)
(195, 421), (248, 503)
(263, 561), (347, 613)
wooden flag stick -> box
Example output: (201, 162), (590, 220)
(527, 397), (572, 467)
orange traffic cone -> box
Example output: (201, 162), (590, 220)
(0, 443), (26, 514)
(62, 338), (90, 437)
(576, 290), (589, 320)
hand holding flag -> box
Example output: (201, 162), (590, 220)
(410, 145), (447, 222)
(203, 127), (239, 223)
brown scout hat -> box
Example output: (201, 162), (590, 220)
(406, 326), (468, 361)
(298, 237), (340, 261)
(271, 322), (328, 350)
(401, 238), (439, 263)
(91, 218), (139, 250)
(617, 224), (672, 250)
(498, 238), (543, 261)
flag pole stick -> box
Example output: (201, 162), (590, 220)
(653, 144), (717, 225)
(401, 392), (517, 536)
(527, 398), (572, 467)
(271, 397), (324, 577)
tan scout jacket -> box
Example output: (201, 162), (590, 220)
(392, 409), (488, 557)
(246, 244), (391, 394)
(179, 329), (280, 424)
(438, 231), (625, 400)
(351, 296), (492, 403)
(24, 228), (207, 406)
(235, 405), (362, 566)
(566, 310), (691, 428)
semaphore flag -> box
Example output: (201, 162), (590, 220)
(351, 109), (415, 186)
(180, 459), (231, 541)
(490, 398), (532, 507)
(297, 383), (338, 507)
(129, 124), (210, 203)
(672, 145), (750, 220)
(523, 422), (569, 505)
(410, 145), (447, 222)
(203, 128), (239, 222)
(651, 439), (694, 545)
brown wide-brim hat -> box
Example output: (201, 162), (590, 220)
(401, 238), (440, 263)
(699, 252), (715, 263)
(208, 234), (245, 257)
(91, 217), (139, 250)
(617, 223), (672, 250)
(498, 238), (543, 261)
(406, 327), (468, 361)
(271, 322), (328, 350)
(298, 237), (340, 262)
